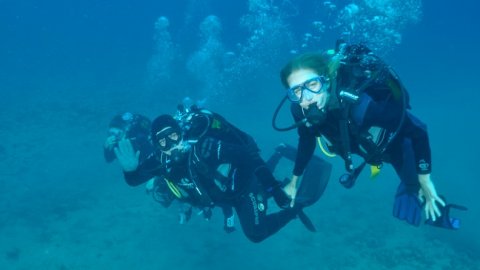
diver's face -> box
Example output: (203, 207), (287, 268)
(287, 69), (330, 110)
(156, 129), (181, 155)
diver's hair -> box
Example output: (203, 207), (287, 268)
(280, 52), (340, 89)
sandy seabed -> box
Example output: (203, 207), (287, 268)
(1, 85), (478, 270)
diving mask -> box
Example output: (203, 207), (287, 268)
(156, 127), (181, 152)
(287, 76), (330, 103)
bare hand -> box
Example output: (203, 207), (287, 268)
(418, 174), (446, 222)
(114, 139), (140, 172)
(283, 175), (299, 208)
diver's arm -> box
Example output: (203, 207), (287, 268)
(293, 127), (317, 176)
(284, 130), (316, 207)
(383, 110), (445, 221)
(283, 175), (299, 207)
(114, 139), (140, 172)
(401, 113), (432, 174)
(123, 159), (160, 187)
(392, 112), (444, 220)
(115, 139), (159, 186)
(123, 161), (163, 187)
(403, 115), (445, 220)
(361, 94), (432, 175)
(283, 106), (316, 205)
(289, 103), (317, 176)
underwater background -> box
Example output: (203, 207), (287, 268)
(1, 0), (479, 269)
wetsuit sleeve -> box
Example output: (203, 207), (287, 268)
(358, 94), (431, 174)
(123, 154), (165, 186)
(294, 127), (316, 176)
(291, 105), (316, 176)
(400, 113), (432, 174)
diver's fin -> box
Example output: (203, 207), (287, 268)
(294, 155), (332, 207)
(275, 143), (298, 161)
(265, 149), (283, 171)
(266, 143), (298, 170)
(267, 143), (332, 207)
(298, 210), (316, 232)
(425, 196), (467, 230)
(392, 182), (422, 226)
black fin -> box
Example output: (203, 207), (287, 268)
(425, 196), (467, 230)
(298, 210), (316, 232)
(268, 143), (332, 207)
(295, 155), (332, 207)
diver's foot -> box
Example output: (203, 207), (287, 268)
(271, 185), (291, 209)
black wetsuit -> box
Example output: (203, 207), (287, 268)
(292, 67), (431, 192)
(124, 110), (297, 243)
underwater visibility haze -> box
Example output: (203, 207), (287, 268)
(1, 0), (479, 269)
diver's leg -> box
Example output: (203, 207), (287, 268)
(234, 183), (296, 243)
(254, 165), (291, 208)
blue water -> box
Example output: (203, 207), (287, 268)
(1, 1), (479, 269)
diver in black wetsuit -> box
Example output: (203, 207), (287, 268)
(104, 112), (176, 209)
(274, 42), (466, 229)
(114, 107), (303, 243)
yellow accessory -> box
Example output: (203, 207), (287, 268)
(370, 165), (381, 179)
(317, 137), (336, 158)
(166, 179), (182, 198)
(318, 136), (382, 179)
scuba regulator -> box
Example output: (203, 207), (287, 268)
(271, 94), (329, 131)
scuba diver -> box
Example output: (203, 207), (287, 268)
(114, 105), (330, 242)
(272, 40), (466, 229)
(104, 112), (153, 164)
(104, 112), (178, 208)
